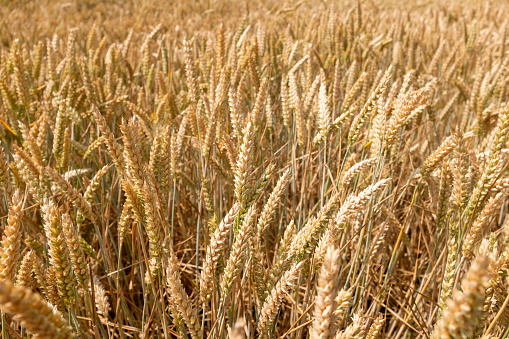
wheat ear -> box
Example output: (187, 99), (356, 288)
(432, 255), (491, 339)
(0, 279), (73, 339)
(0, 190), (24, 281)
(200, 202), (240, 302)
(312, 246), (341, 339)
(257, 261), (304, 334)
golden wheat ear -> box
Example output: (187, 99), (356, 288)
(432, 255), (491, 339)
(312, 246), (341, 339)
(0, 279), (73, 339)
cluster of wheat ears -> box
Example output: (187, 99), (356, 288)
(0, 0), (509, 338)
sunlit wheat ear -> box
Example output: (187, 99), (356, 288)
(141, 182), (163, 263)
(249, 76), (268, 127)
(432, 255), (491, 339)
(314, 179), (391, 265)
(76, 164), (111, 224)
(384, 86), (431, 149)
(183, 38), (199, 104)
(91, 105), (125, 172)
(257, 261), (304, 335)
(281, 76), (292, 129)
(0, 190), (24, 281)
(52, 99), (69, 168)
(462, 192), (505, 258)
(340, 157), (378, 188)
(464, 105), (509, 221)
(335, 312), (366, 339)
(228, 85), (243, 139)
(290, 74), (308, 147)
(46, 167), (94, 223)
(83, 164), (111, 205)
(221, 204), (256, 301)
(437, 233), (458, 319)
(312, 247), (340, 339)
(289, 192), (340, 263)
(366, 315), (385, 339)
(316, 72), (331, 141)
(269, 220), (296, 287)
(420, 135), (457, 180)
(348, 66), (392, 145)
(166, 252), (202, 339)
(42, 200), (75, 308)
(234, 121), (254, 209)
(61, 214), (89, 289)
(200, 202), (240, 302)
(0, 279), (73, 339)
(121, 179), (145, 225)
(16, 250), (35, 288)
(121, 118), (145, 190)
(90, 274), (110, 318)
(342, 71), (366, 114)
(490, 178), (509, 193)
(256, 168), (290, 236)
(43, 266), (65, 311)
(32, 255), (47, 293)
(334, 288), (353, 322)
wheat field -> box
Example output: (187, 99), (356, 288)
(0, 0), (508, 338)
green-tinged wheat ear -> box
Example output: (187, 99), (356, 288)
(183, 38), (199, 104)
(0, 279), (73, 339)
(256, 168), (290, 236)
(83, 136), (104, 159)
(316, 72), (331, 140)
(42, 200), (75, 308)
(83, 164), (111, 205)
(464, 104), (509, 222)
(289, 191), (340, 264)
(437, 233), (458, 319)
(32, 255), (48, 296)
(268, 220), (296, 290)
(200, 202), (239, 302)
(52, 99), (69, 169)
(220, 204), (256, 302)
(257, 261), (304, 335)
(61, 214), (89, 289)
(289, 72), (306, 147)
(76, 164), (111, 224)
(0, 146), (12, 195)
